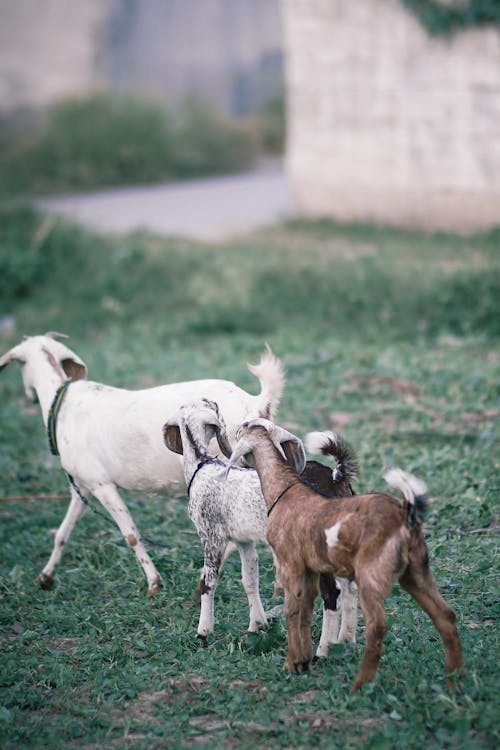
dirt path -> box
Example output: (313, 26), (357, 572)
(38, 164), (288, 241)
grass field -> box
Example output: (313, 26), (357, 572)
(0, 207), (499, 748)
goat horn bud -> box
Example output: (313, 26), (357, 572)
(45, 331), (69, 340)
(226, 436), (252, 470)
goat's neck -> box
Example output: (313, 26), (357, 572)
(250, 439), (299, 510)
(179, 424), (208, 486)
(32, 355), (68, 425)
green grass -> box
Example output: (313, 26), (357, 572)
(0, 207), (499, 748)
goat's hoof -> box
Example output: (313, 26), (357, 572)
(147, 580), (163, 597)
(36, 572), (54, 590)
(445, 672), (463, 691)
(349, 679), (365, 695)
(197, 634), (209, 648)
(284, 659), (309, 674)
(248, 619), (268, 633)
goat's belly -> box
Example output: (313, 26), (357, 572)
(324, 549), (354, 579)
(112, 455), (187, 497)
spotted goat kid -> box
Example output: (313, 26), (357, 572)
(225, 419), (463, 694)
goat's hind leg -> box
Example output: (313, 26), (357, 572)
(237, 542), (267, 632)
(37, 482), (88, 589)
(197, 540), (225, 641)
(400, 552), (463, 686)
(92, 483), (162, 596)
(316, 574), (341, 657)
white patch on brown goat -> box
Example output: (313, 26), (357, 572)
(325, 521), (342, 549)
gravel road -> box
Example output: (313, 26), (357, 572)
(39, 165), (289, 241)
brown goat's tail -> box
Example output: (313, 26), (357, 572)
(384, 468), (428, 527)
(305, 431), (358, 485)
(247, 344), (286, 421)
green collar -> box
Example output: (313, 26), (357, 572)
(47, 380), (72, 456)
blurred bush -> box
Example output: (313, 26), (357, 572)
(0, 93), (258, 197)
(402, 0), (500, 36)
(256, 92), (286, 154)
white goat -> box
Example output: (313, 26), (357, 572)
(163, 401), (359, 647)
(0, 333), (284, 595)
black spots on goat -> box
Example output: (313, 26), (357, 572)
(413, 493), (428, 523)
(199, 576), (212, 596)
(407, 492), (428, 530)
(319, 574), (340, 611)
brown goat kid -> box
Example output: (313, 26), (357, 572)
(226, 420), (463, 694)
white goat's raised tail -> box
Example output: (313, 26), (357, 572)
(0, 333), (286, 595)
(247, 343), (285, 421)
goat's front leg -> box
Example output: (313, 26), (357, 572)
(91, 483), (162, 596)
(283, 573), (307, 673)
(298, 570), (319, 668)
(337, 578), (358, 643)
(197, 540), (225, 642)
(37, 482), (89, 589)
(271, 549), (284, 598)
(350, 582), (388, 694)
(236, 542), (267, 632)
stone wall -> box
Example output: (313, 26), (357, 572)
(0, 0), (282, 118)
(0, 0), (106, 112)
(282, 0), (500, 231)
(105, 0), (282, 116)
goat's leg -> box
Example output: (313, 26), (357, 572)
(91, 484), (162, 596)
(316, 573), (341, 657)
(37, 483), (88, 589)
(271, 549), (284, 598)
(337, 578), (358, 643)
(196, 540), (236, 596)
(298, 570), (319, 668)
(236, 542), (268, 632)
(282, 574), (306, 673)
(197, 540), (225, 641)
(400, 567), (463, 686)
(350, 583), (388, 694)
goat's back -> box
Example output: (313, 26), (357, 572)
(267, 489), (412, 578)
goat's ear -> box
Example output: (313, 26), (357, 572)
(281, 439), (306, 475)
(0, 347), (23, 372)
(214, 424), (233, 459)
(163, 424), (184, 454)
(61, 358), (87, 381)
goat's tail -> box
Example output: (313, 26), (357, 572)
(305, 430), (358, 485)
(384, 468), (428, 527)
(247, 344), (285, 420)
